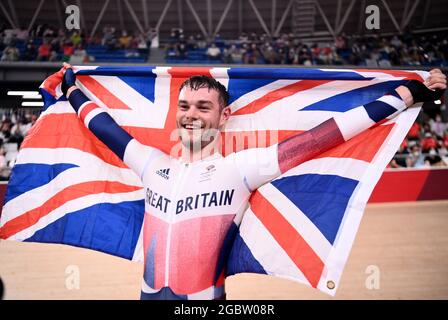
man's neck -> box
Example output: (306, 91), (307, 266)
(180, 140), (221, 163)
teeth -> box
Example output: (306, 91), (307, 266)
(184, 124), (201, 129)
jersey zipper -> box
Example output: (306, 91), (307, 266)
(164, 162), (190, 287)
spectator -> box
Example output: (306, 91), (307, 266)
(186, 35), (198, 50)
(70, 44), (89, 64)
(262, 46), (278, 64)
(0, 120), (12, 142)
(70, 31), (82, 46)
(136, 33), (149, 58)
(424, 148), (445, 167)
(390, 140), (410, 168)
(9, 118), (29, 147)
(228, 44), (243, 64)
(430, 114), (447, 137)
(206, 43), (221, 60)
(176, 43), (188, 60)
(102, 26), (117, 51)
(222, 47), (232, 64)
(166, 44), (177, 59)
(119, 30), (132, 49)
(443, 129), (448, 148)
(437, 138), (448, 163)
(22, 40), (37, 61)
(244, 43), (261, 64)
(48, 49), (59, 62)
(62, 41), (74, 62)
(407, 122), (421, 141)
(407, 143), (426, 168)
(390, 35), (402, 48)
(421, 132), (438, 152)
(195, 34), (207, 49)
(149, 28), (159, 49)
(37, 41), (52, 61)
(0, 146), (10, 180)
(440, 103), (448, 123)
(1, 44), (19, 61)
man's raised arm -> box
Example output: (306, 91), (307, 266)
(278, 69), (447, 173)
(62, 65), (160, 178)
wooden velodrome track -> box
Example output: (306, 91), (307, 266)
(0, 200), (447, 300)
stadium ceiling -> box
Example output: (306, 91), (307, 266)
(1, 0), (448, 40)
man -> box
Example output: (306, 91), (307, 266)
(61, 63), (446, 299)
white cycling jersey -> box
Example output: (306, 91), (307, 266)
(124, 140), (281, 299)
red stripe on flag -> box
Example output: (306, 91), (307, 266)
(316, 123), (394, 162)
(41, 68), (64, 97)
(79, 102), (99, 123)
(77, 75), (131, 110)
(250, 191), (324, 288)
(168, 67), (216, 78)
(22, 113), (128, 168)
(355, 69), (424, 81)
(0, 181), (141, 239)
(233, 80), (332, 116)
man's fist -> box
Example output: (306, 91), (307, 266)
(403, 68), (446, 104)
(425, 68), (447, 91)
(61, 63), (76, 96)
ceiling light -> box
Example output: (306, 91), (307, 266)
(7, 91), (40, 96)
(22, 95), (42, 99)
(21, 102), (44, 107)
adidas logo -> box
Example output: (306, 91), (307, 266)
(156, 168), (170, 180)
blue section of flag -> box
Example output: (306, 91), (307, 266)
(301, 80), (405, 112)
(364, 99), (399, 122)
(39, 88), (67, 111)
(25, 200), (144, 260)
(76, 67), (157, 103)
(119, 73), (156, 103)
(4, 163), (78, 204)
(271, 174), (359, 244)
(227, 77), (276, 104)
(227, 68), (372, 80)
(215, 222), (238, 283)
(76, 66), (158, 76)
(226, 232), (267, 276)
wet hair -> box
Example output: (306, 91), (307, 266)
(179, 75), (229, 110)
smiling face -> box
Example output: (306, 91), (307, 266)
(176, 86), (230, 152)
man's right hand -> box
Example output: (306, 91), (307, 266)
(399, 69), (447, 107)
(61, 62), (76, 97)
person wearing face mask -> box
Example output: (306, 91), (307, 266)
(431, 114), (447, 138)
(407, 143), (426, 168)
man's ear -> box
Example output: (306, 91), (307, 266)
(219, 107), (231, 127)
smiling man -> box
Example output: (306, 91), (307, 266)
(176, 76), (231, 162)
(61, 63), (445, 300)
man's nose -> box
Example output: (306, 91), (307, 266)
(185, 105), (199, 119)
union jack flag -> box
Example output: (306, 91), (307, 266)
(0, 66), (425, 296)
